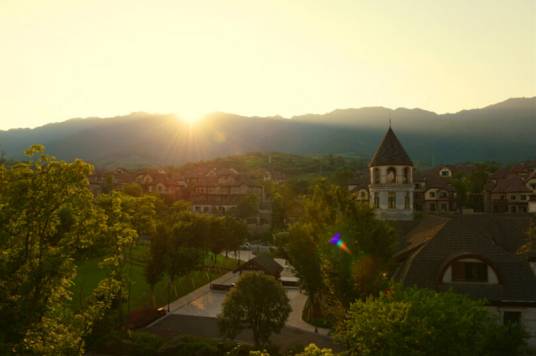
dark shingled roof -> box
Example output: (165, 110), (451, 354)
(234, 254), (283, 277)
(394, 215), (536, 304)
(369, 127), (413, 167)
(492, 175), (531, 193)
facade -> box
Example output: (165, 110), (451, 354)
(484, 163), (536, 214)
(394, 215), (536, 346)
(368, 127), (414, 221)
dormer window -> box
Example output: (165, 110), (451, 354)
(452, 261), (487, 282)
(441, 257), (499, 284)
(439, 168), (452, 177)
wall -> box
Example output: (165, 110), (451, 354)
(488, 306), (536, 348)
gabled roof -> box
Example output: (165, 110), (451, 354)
(369, 127), (413, 167)
(492, 175), (531, 193)
(395, 215), (536, 304)
(234, 254), (283, 277)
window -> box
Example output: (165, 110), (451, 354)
(511, 206), (517, 213)
(441, 203), (448, 211)
(387, 167), (396, 183)
(451, 261), (488, 282)
(503, 311), (521, 325)
(440, 169), (451, 177)
(429, 191), (436, 198)
(430, 203), (436, 211)
(374, 168), (380, 184)
(374, 193), (380, 208)
(403, 167), (410, 183)
(388, 192), (396, 209)
(404, 193), (410, 209)
(439, 191), (448, 198)
(512, 195), (517, 200)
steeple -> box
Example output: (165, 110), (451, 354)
(368, 126), (415, 221)
(369, 127), (413, 167)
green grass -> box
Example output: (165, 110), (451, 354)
(71, 243), (240, 312)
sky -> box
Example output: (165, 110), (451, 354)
(1, 0), (535, 130)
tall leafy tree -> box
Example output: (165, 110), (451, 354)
(218, 272), (291, 347)
(336, 287), (528, 356)
(0, 146), (130, 354)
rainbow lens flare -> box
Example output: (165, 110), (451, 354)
(329, 233), (351, 254)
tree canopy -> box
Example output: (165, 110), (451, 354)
(218, 272), (291, 347)
(0, 146), (143, 354)
(336, 286), (528, 356)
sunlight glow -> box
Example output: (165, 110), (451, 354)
(0, 0), (534, 129)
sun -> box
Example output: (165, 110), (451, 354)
(177, 110), (205, 125)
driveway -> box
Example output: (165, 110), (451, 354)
(147, 251), (331, 346)
(147, 314), (335, 350)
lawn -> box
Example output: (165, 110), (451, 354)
(71, 242), (240, 312)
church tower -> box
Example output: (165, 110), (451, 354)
(368, 126), (414, 220)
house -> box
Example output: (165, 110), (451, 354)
(484, 163), (536, 214)
(234, 254), (283, 279)
(394, 214), (536, 346)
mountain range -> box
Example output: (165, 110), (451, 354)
(1, 97), (535, 168)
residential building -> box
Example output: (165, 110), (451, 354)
(394, 215), (536, 346)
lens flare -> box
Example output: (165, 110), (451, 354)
(329, 233), (351, 254)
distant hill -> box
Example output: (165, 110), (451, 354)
(0, 97), (535, 168)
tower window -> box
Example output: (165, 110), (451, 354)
(387, 167), (396, 183)
(374, 168), (380, 184)
(374, 193), (380, 208)
(403, 167), (410, 183)
(388, 192), (396, 209)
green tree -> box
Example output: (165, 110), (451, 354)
(451, 173), (470, 212)
(276, 224), (324, 319)
(296, 344), (335, 356)
(220, 216), (248, 257)
(0, 146), (128, 354)
(336, 287), (528, 356)
(279, 180), (396, 310)
(518, 219), (536, 255)
(233, 194), (259, 220)
(218, 272), (291, 347)
(122, 182), (144, 197)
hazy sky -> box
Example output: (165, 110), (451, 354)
(1, 0), (535, 130)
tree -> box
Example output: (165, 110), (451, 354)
(335, 286), (528, 356)
(276, 224), (324, 319)
(518, 218), (536, 255)
(451, 173), (470, 213)
(296, 344), (335, 356)
(233, 194), (259, 220)
(220, 216), (248, 257)
(277, 180), (397, 312)
(0, 145), (128, 354)
(218, 272), (291, 347)
(122, 182), (144, 197)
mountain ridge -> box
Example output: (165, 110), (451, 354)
(1, 97), (534, 167)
